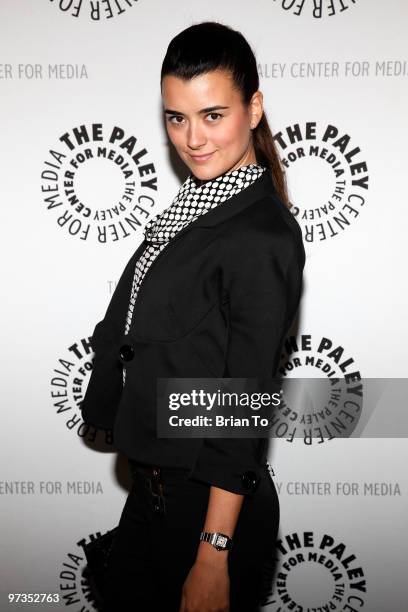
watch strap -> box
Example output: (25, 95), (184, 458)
(199, 531), (233, 551)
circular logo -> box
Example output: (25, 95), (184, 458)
(260, 530), (367, 610)
(59, 530), (112, 610)
(49, 0), (139, 21)
(273, 0), (358, 19)
(50, 331), (113, 444)
(40, 123), (158, 243)
(269, 333), (363, 444)
(274, 121), (368, 248)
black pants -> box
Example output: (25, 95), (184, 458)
(102, 459), (279, 612)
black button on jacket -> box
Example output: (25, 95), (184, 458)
(81, 171), (305, 495)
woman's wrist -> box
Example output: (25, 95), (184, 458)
(196, 540), (229, 565)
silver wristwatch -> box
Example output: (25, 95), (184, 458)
(199, 531), (234, 551)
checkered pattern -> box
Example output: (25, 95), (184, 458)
(122, 163), (266, 385)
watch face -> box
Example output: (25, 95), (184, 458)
(216, 535), (228, 547)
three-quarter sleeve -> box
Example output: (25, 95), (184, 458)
(188, 220), (305, 495)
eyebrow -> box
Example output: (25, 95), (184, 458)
(164, 105), (229, 115)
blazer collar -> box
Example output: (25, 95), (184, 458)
(186, 169), (276, 229)
(129, 170), (276, 264)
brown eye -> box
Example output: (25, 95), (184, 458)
(168, 115), (184, 124)
(207, 113), (222, 122)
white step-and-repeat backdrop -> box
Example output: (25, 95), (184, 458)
(1, 1), (407, 610)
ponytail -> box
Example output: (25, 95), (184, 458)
(253, 114), (291, 209)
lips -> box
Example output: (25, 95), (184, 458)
(190, 151), (215, 162)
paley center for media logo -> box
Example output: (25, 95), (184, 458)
(40, 123), (158, 243)
(273, 0), (357, 19)
(275, 333), (363, 445)
(49, 0), (139, 21)
(50, 330), (112, 444)
(274, 121), (369, 245)
(59, 529), (114, 610)
(260, 530), (367, 610)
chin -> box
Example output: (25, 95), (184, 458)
(189, 161), (233, 182)
(191, 168), (217, 181)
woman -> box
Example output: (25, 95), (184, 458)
(82, 21), (305, 612)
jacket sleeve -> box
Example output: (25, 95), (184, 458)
(187, 219), (305, 495)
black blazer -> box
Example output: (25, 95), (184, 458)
(82, 170), (305, 495)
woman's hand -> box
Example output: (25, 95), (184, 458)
(179, 556), (230, 612)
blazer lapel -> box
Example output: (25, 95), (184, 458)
(104, 239), (146, 325)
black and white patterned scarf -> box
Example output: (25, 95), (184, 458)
(122, 163), (266, 383)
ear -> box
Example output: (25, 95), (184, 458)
(248, 90), (264, 130)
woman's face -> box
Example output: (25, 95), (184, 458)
(161, 69), (263, 181)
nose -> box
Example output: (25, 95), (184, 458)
(186, 120), (207, 150)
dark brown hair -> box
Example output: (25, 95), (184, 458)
(161, 21), (291, 209)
